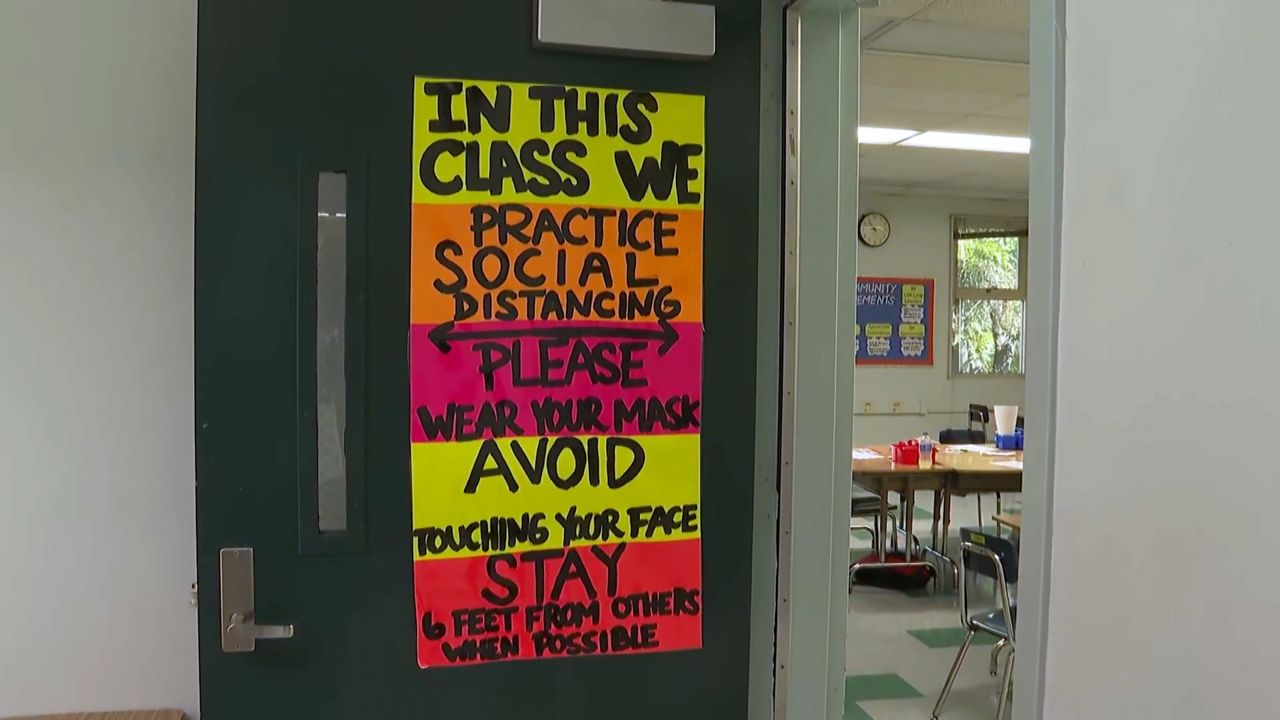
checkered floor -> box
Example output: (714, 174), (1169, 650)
(846, 492), (1017, 720)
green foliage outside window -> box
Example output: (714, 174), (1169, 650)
(954, 232), (1024, 374)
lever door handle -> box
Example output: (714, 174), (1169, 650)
(226, 611), (295, 644)
(220, 548), (296, 652)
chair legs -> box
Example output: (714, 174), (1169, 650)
(989, 638), (1008, 676)
(996, 650), (1015, 719)
(931, 630), (975, 719)
(933, 632), (1015, 720)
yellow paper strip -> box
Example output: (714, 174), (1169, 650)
(411, 434), (700, 560)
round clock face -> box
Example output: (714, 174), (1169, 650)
(859, 212), (890, 247)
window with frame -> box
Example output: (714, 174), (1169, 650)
(951, 215), (1028, 375)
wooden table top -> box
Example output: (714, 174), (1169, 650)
(992, 512), (1023, 530)
(851, 445), (950, 475)
(852, 445), (1023, 475)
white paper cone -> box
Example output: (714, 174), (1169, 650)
(994, 405), (1018, 436)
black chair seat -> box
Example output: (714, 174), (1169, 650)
(851, 486), (882, 514)
(970, 605), (1016, 641)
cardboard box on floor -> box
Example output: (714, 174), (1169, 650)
(4, 707), (185, 712)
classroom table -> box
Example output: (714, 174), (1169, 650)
(992, 513), (1023, 532)
(849, 445), (952, 579)
(851, 445), (1023, 589)
(936, 447), (1023, 554)
(850, 446), (949, 582)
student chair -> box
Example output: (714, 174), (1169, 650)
(931, 529), (1018, 720)
(849, 487), (909, 555)
(850, 486), (886, 550)
(968, 403), (990, 434)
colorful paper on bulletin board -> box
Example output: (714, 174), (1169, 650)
(855, 277), (935, 366)
(408, 77), (705, 668)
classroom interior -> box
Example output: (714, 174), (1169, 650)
(848, 2), (1028, 719)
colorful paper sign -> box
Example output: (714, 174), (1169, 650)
(855, 277), (935, 365)
(409, 77), (705, 668)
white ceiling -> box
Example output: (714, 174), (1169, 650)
(859, 0), (1030, 199)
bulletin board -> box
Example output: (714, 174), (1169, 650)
(855, 276), (935, 366)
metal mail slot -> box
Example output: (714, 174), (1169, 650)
(533, 0), (716, 61)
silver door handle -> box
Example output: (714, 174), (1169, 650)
(226, 612), (295, 643)
(220, 548), (296, 653)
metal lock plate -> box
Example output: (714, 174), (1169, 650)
(220, 548), (295, 653)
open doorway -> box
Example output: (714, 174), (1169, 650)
(848, 2), (1029, 719)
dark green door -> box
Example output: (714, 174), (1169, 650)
(196, 1), (767, 717)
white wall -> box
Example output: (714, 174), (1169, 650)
(854, 192), (1027, 444)
(1045, 2), (1280, 717)
(0, 1), (198, 716)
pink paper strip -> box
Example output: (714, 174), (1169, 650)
(410, 321), (702, 442)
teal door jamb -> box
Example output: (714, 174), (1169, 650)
(775, 2), (860, 719)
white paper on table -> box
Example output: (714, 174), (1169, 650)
(992, 460), (1024, 469)
(949, 444), (1015, 456)
(852, 448), (883, 460)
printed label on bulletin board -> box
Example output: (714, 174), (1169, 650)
(855, 277), (934, 366)
(409, 77), (704, 668)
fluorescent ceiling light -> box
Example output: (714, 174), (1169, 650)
(899, 131), (1030, 154)
(858, 126), (920, 145)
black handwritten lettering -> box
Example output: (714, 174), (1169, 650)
(613, 395), (701, 433)
(562, 88), (600, 137)
(620, 92), (657, 144)
(441, 635), (520, 663)
(464, 439), (519, 493)
(418, 139), (465, 195)
(626, 252), (659, 287)
(550, 140), (590, 196)
(610, 587), (702, 619)
(468, 336), (655, 388)
(415, 401), (523, 441)
(529, 397), (608, 435)
(524, 600), (602, 632)
(414, 513), (549, 557)
(554, 506), (625, 546)
(527, 85), (567, 132)
(626, 504), (699, 539)
(460, 437), (648, 494)
(614, 142), (704, 204)
(432, 239), (468, 293)
(531, 623), (659, 657)
(589, 544), (626, 596)
(421, 81), (465, 132)
(452, 606), (519, 636)
(465, 84), (512, 134)
(481, 554), (519, 605)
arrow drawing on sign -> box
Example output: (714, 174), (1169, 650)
(428, 319), (679, 356)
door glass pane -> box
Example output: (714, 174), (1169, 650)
(953, 299), (1024, 374)
(316, 172), (347, 532)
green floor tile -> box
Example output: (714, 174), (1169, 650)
(845, 673), (924, 702)
(907, 626), (1000, 649)
(913, 505), (933, 520)
(844, 701), (875, 720)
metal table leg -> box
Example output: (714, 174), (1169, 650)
(878, 478), (889, 564)
(903, 478), (916, 561)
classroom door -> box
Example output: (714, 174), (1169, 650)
(195, 1), (768, 717)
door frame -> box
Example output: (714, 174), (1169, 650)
(748, 1), (785, 719)
(770, 0), (1067, 717)
(1010, 0), (1066, 715)
(774, 2), (860, 718)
